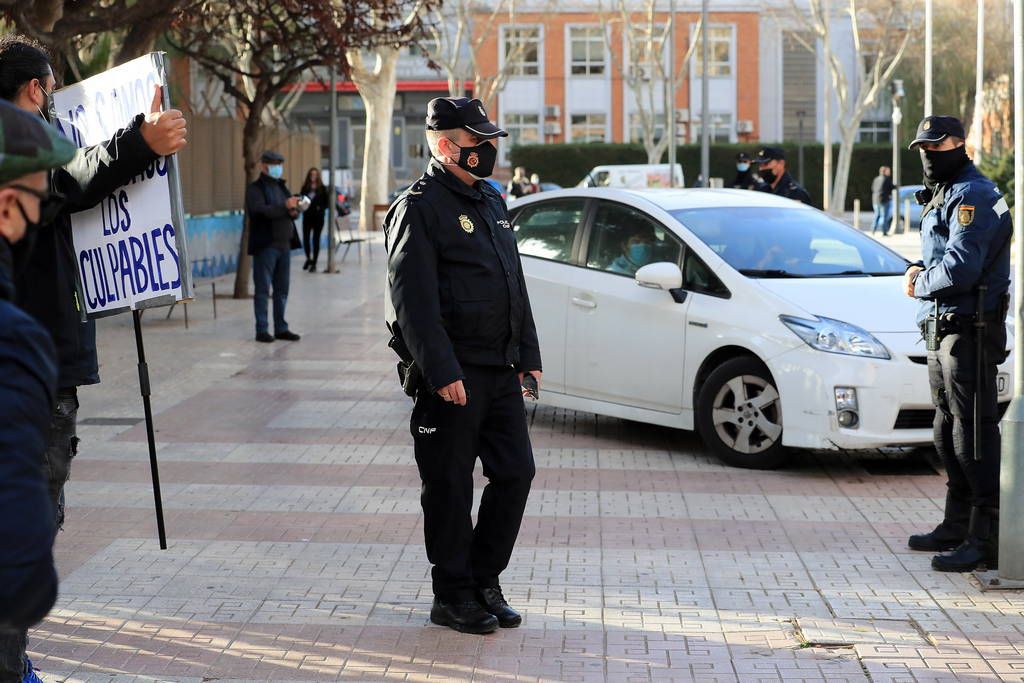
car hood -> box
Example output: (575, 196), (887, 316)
(755, 276), (919, 333)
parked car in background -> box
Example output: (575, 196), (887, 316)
(539, 182), (562, 192)
(509, 187), (1014, 469)
(890, 185), (924, 230)
(577, 164), (685, 190)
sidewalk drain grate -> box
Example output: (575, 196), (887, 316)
(79, 417), (144, 426)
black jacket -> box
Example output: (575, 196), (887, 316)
(0, 241), (58, 631)
(301, 183), (329, 229)
(727, 168), (760, 190)
(384, 159), (542, 392)
(871, 174), (895, 207)
(246, 173), (300, 254)
(15, 113), (158, 389)
(759, 171), (812, 205)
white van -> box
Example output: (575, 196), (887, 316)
(577, 164), (685, 189)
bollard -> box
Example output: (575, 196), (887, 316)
(904, 198), (911, 233)
(853, 198), (861, 230)
(211, 282), (218, 319)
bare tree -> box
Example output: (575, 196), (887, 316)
(784, 0), (915, 212)
(600, 0), (702, 164)
(0, 0), (193, 77)
(422, 0), (536, 111)
(348, 0), (436, 233)
(169, 0), (417, 297)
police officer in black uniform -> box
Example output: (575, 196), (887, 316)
(727, 151), (760, 190)
(384, 97), (542, 634)
(903, 116), (1012, 572)
(753, 147), (812, 204)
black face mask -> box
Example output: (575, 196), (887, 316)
(5, 187), (63, 275)
(448, 139), (498, 178)
(920, 145), (968, 184)
(760, 168), (777, 184)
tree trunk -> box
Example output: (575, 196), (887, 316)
(232, 105), (266, 299)
(830, 127), (857, 214)
(353, 48), (399, 233)
(116, 20), (166, 64)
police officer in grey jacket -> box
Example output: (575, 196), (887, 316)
(384, 97), (541, 634)
(904, 116), (1012, 572)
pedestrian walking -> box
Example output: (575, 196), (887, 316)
(903, 116), (1012, 572)
(0, 33), (186, 529)
(727, 152), (759, 190)
(246, 150), (302, 343)
(753, 147), (812, 205)
(299, 167), (329, 272)
(871, 165), (895, 236)
(384, 97), (542, 635)
(0, 98), (78, 683)
(507, 166), (531, 198)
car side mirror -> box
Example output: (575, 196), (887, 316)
(636, 262), (687, 303)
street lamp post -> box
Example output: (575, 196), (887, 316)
(667, 0), (677, 187)
(890, 79), (904, 235)
(796, 110), (806, 186)
(699, 0), (709, 184)
(326, 70), (339, 274)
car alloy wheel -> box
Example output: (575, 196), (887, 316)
(712, 375), (782, 454)
(696, 357), (788, 469)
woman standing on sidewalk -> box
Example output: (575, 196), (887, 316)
(300, 167), (329, 272)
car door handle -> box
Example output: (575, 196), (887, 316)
(571, 297), (597, 309)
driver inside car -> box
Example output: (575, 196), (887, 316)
(608, 229), (656, 275)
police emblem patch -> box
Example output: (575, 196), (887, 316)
(466, 152), (479, 169)
(459, 214), (475, 233)
(958, 204), (975, 226)
(923, 120), (931, 130)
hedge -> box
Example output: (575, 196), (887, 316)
(510, 142), (922, 211)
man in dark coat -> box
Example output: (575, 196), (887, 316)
(0, 98), (77, 683)
(246, 150), (301, 343)
(0, 34), (188, 531)
(871, 165), (895, 235)
(727, 152), (760, 190)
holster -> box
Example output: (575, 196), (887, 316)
(389, 336), (424, 398)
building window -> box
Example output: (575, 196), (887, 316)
(504, 27), (541, 76)
(570, 27), (606, 75)
(502, 113), (541, 165)
(693, 26), (733, 77)
(628, 112), (665, 144)
(691, 113), (733, 143)
(859, 120), (892, 143)
(571, 113), (607, 143)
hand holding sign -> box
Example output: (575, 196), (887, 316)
(141, 85), (187, 156)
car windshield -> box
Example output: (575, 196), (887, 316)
(669, 207), (909, 278)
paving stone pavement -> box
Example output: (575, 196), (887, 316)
(31, 243), (1024, 682)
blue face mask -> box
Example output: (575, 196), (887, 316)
(737, 163), (750, 172)
(268, 164), (284, 179)
(629, 243), (652, 264)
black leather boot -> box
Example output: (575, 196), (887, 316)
(430, 598), (498, 634)
(478, 587), (522, 628)
(908, 492), (969, 551)
(932, 506), (999, 572)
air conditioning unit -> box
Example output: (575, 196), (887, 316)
(544, 104), (561, 119)
(736, 119), (755, 134)
(543, 121), (562, 136)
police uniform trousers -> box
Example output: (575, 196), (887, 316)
(927, 322), (1006, 510)
(410, 365), (535, 601)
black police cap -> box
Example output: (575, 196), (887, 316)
(425, 97), (508, 139)
(261, 150), (284, 163)
(908, 116), (966, 150)
(754, 147), (785, 163)
(736, 152), (751, 162)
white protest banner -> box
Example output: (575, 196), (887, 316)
(52, 52), (191, 317)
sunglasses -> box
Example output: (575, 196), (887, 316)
(7, 184), (66, 225)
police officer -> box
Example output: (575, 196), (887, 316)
(903, 115), (1012, 572)
(727, 151), (760, 190)
(384, 97), (542, 634)
(753, 147), (812, 204)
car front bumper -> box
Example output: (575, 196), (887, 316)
(769, 332), (1014, 451)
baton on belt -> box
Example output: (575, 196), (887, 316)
(974, 285), (987, 462)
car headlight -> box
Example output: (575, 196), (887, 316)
(780, 315), (891, 360)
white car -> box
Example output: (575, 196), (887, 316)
(510, 188), (1014, 469)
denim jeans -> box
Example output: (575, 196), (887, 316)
(872, 203), (892, 235)
(252, 247), (291, 335)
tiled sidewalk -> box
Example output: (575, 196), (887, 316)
(31, 244), (1024, 682)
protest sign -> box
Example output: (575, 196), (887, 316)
(52, 52), (191, 318)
